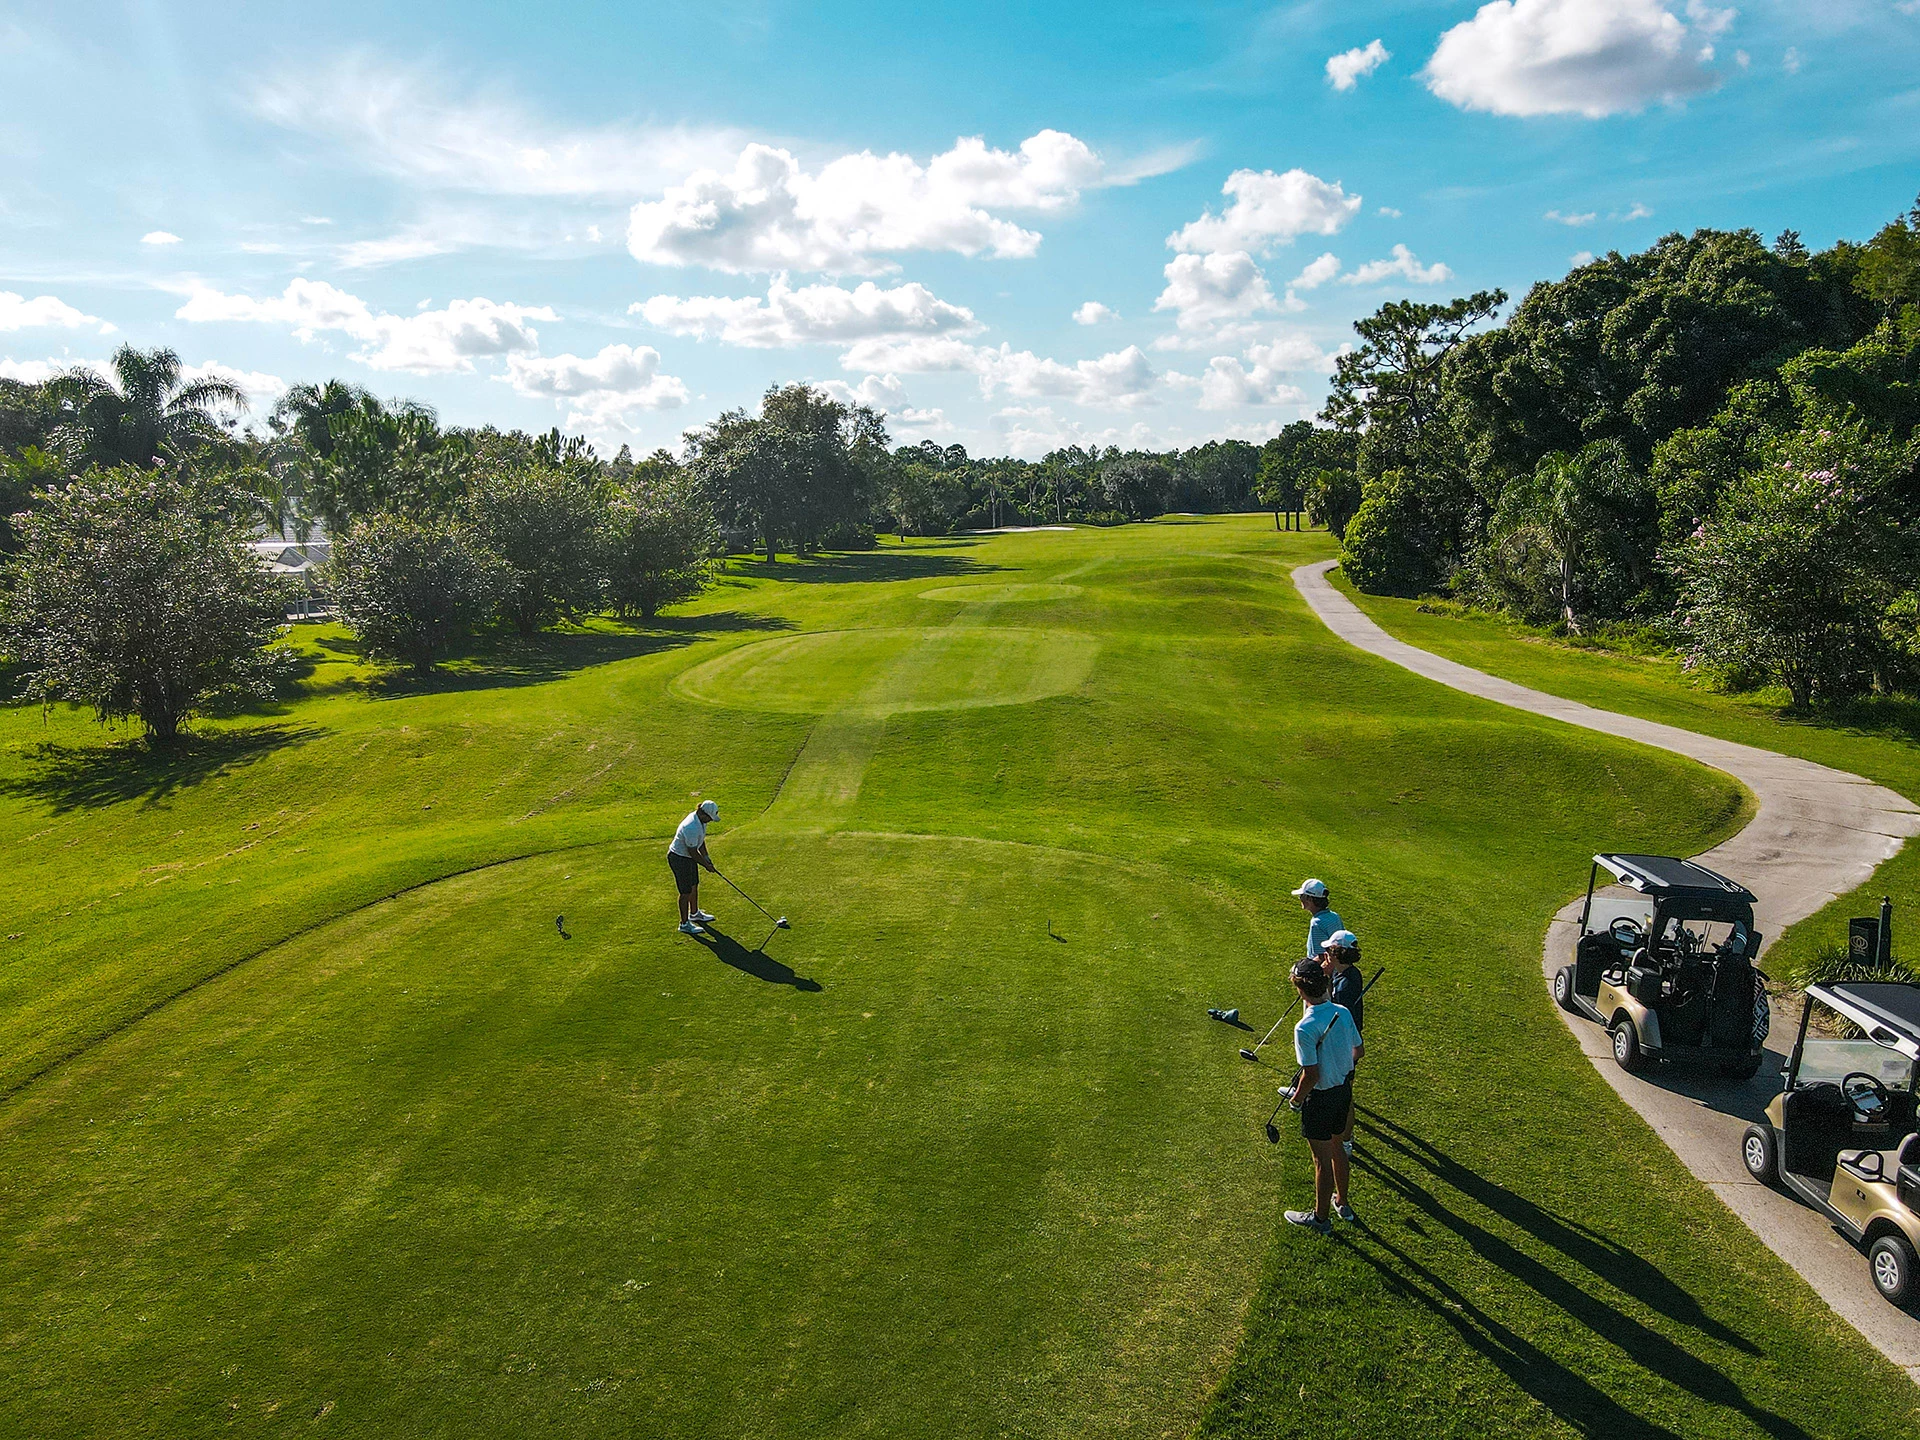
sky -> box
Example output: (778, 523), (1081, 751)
(3, 1), (1920, 460)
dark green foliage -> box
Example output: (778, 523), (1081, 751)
(324, 513), (500, 674)
(465, 458), (607, 636)
(44, 346), (247, 470)
(0, 465), (287, 744)
(0, 446), (63, 555)
(1303, 465), (1362, 538)
(1340, 470), (1451, 595)
(1255, 421), (1353, 524)
(298, 393), (469, 529)
(604, 456), (719, 617)
(1098, 452), (1173, 518)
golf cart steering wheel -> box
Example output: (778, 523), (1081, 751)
(1610, 916), (1645, 948)
(1840, 1072), (1891, 1121)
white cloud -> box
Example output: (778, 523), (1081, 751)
(634, 276), (979, 348)
(252, 57), (743, 199)
(1615, 201), (1654, 220)
(1326, 40), (1392, 90)
(1168, 168), (1361, 256)
(1290, 252), (1342, 290)
(839, 337), (1162, 409)
(1378, 206), (1403, 218)
(987, 404), (1174, 460)
(141, 230), (182, 246)
(628, 131), (1118, 275)
(1424, 0), (1722, 118)
(1782, 46), (1800, 74)
(1246, 334), (1335, 373)
(179, 361), (288, 416)
(338, 230), (461, 268)
(502, 343), (688, 436)
(174, 279), (555, 374)
(818, 372), (908, 411)
(0, 357), (71, 384)
(301, 215), (334, 226)
(0, 291), (114, 335)
(1153, 251), (1279, 333)
(1178, 355), (1308, 410)
(1545, 208), (1597, 225)
(1734, 49), (1750, 68)
(1073, 300), (1118, 325)
(1570, 250), (1597, 267)
(1684, 1), (1736, 39)
(1342, 245), (1453, 286)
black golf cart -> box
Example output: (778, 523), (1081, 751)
(1552, 854), (1768, 1078)
(1741, 981), (1920, 1307)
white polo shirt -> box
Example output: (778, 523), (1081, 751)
(669, 810), (708, 858)
(1294, 1001), (1360, 1088)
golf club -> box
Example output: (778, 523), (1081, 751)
(1263, 1092), (1288, 1144)
(555, 915), (571, 940)
(713, 869), (790, 932)
(1240, 997), (1300, 1063)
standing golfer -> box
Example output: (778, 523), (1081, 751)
(669, 800), (720, 935)
(1283, 957), (1363, 1233)
(1321, 929), (1364, 1156)
(1292, 878), (1343, 960)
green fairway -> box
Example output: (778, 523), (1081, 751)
(2, 518), (1913, 1437)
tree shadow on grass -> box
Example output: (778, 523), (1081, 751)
(694, 923), (822, 991)
(0, 723), (325, 814)
(728, 543), (1002, 587)
(1343, 1108), (1811, 1439)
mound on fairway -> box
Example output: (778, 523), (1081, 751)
(917, 582), (1085, 604)
(1, 516), (1912, 1439)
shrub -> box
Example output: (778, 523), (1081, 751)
(0, 465), (287, 745)
(605, 470), (718, 619)
(325, 513), (500, 674)
(1340, 470), (1446, 595)
(466, 461), (607, 635)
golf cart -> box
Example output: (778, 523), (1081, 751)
(1553, 854), (1768, 1078)
(1741, 982), (1920, 1307)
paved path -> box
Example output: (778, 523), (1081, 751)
(1293, 558), (1920, 1381)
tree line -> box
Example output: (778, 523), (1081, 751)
(1318, 199), (1920, 709)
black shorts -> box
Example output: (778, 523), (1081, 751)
(1300, 1080), (1353, 1142)
(667, 851), (701, 893)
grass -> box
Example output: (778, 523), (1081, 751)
(1333, 573), (1920, 986)
(0, 517), (1912, 1437)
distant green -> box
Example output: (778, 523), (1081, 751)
(0, 519), (1909, 1437)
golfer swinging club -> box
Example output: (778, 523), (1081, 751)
(669, 800), (720, 935)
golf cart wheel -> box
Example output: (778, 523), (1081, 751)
(1720, 1055), (1763, 1081)
(1610, 1019), (1645, 1073)
(1552, 965), (1578, 1013)
(1869, 1233), (1918, 1307)
(1741, 1124), (1778, 1186)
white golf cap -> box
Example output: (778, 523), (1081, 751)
(1320, 929), (1359, 952)
(1291, 878), (1328, 899)
(697, 799), (719, 819)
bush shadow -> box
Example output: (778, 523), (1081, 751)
(695, 923), (822, 992)
(0, 723), (325, 814)
(1342, 1108), (1811, 1439)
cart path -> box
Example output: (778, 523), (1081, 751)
(1293, 558), (1920, 1383)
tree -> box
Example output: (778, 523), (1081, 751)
(325, 513), (499, 675)
(46, 346), (247, 469)
(1303, 466), (1363, 539)
(301, 394), (468, 530)
(1256, 422), (1354, 529)
(1673, 425), (1913, 707)
(1098, 452), (1171, 519)
(1, 446), (63, 555)
(605, 459), (718, 618)
(466, 459), (607, 635)
(687, 409), (794, 562)
(0, 466), (287, 745)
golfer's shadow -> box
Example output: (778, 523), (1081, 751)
(696, 925), (822, 992)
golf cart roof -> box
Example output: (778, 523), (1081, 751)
(1593, 854), (1756, 904)
(1809, 982), (1920, 1059)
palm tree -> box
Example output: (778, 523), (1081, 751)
(47, 345), (247, 469)
(271, 379), (374, 461)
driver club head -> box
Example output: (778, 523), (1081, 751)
(775, 916), (790, 930)
(1238, 1047), (1259, 1063)
(1263, 1121), (1281, 1144)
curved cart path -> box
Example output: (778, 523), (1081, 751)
(1293, 558), (1920, 1381)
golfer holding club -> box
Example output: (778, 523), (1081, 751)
(669, 800), (720, 936)
(1283, 957), (1363, 1233)
(1293, 878), (1343, 960)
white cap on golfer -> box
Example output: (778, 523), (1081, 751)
(697, 799), (719, 820)
(1320, 929), (1359, 952)
(1291, 878), (1328, 899)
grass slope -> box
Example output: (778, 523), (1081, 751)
(1334, 574), (1920, 983)
(0, 518), (1910, 1437)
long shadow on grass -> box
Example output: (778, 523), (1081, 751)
(695, 924), (822, 991)
(1350, 1109), (1808, 1439)
(0, 724), (325, 814)
(729, 544), (999, 587)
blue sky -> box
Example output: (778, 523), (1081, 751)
(4, 1), (1919, 458)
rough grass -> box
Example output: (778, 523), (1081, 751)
(0, 518), (1911, 1437)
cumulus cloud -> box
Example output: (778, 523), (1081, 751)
(1073, 301), (1118, 325)
(818, 372), (908, 411)
(839, 336), (1163, 409)
(1342, 245), (1453, 286)
(1290, 252), (1342, 290)
(628, 131), (1124, 275)
(502, 343), (688, 433)
(252, 57), (743, 198)
(0, 291), (114, 334)
(141, 230), (182, 246)
(1424, 0), (1722, 118)
(1182, 355), (1308, 410)
(987, 404), (1174, 460)
(174, 278), (556, 373)
(1168, 168), (1361, 256)
(1570, 250), (1597, 267)
(1545, 208), (1597, 225)
(0, 358), (73, 384)
(1153, 252), (1279, 333)
(1327, 40), (1391, 90)
(633, 276), (979, 348)
(180, 361), (288, 413)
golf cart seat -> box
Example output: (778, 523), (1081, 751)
(1781, 1083), (1853, 1180)
(1902, 1133), (1920, 1208)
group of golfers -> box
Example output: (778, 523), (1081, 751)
(1283, 878), (1366, 1233)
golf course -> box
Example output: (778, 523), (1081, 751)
(3, 516), (1914, 1437)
